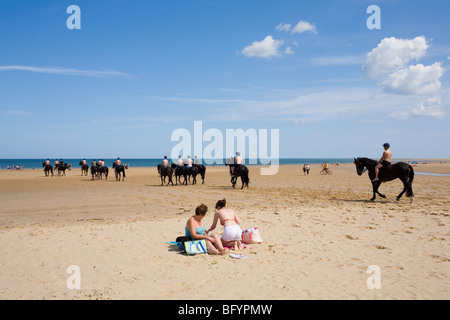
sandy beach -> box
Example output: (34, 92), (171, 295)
(0, 162), (449, 300)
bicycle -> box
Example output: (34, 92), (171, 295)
(320, 168), (332, 175)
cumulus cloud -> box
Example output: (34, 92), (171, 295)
(241, 36), (284, 59)
(381, 62), (444, 95)
(363, 36), (429, 79)
(291, 21), (317, 34)
(363, 36), (444, 95)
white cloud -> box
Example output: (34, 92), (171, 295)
(284, 46), (295, 55)
(291, 21), (317, 34)
(390, 96), (446, 119)
(275, 23), (291, 32)
(241, 36), (284, 59)
(363, 36), (445, 96)
(381, 62), (444, 95)
(363, 36), (429, 79)
(0, 65), (133, 78)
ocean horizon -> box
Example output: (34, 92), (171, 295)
(0, 157), (443, 170)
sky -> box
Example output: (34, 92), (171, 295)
(0, 0), (449, 160)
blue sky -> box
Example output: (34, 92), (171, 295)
(0, 0), (449, 160)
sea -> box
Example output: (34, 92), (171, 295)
(0, 158), (353, 170)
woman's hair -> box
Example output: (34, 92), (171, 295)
(215, 198), (227, 209)
(195, 204), (208, 216)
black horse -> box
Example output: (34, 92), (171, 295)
(171, 163), (187, 185)
(227, 164), (250, 189)
(56, 163), (71, 176)
(157, 164), (174, 186)
(186, 165), (199, 185)
(354, 157), (414, 203)
(112, 163), (127, 182)
(98, 166), (109, 180)
(42, 162), (54, 177)
(193, 164), (206, 184)
(90, 166), (99, 181)
(79, 161), (89, 176)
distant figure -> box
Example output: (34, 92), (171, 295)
(303, 164), (307, 175)
(194, 156), (200, 165)
(306, 164), (310, 175)
(373, 143), (392, 182)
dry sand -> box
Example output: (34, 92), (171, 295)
(0, 162), (449, 300)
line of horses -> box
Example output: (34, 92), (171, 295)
(42, 157), (415, 201)
(42, 163), (72, 177)
(79, 162), (128, 181)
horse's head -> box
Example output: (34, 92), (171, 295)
(354, 158), (365, 176)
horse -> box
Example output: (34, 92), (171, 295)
(227, 164), (250, 189)
(157, 164), (174, 186)
(171, 163), (187, 185)
(112, 163), (127, 182)
(354, 157), (414, 203)
(42, 162), (54, 177)
(79, 161), (89, 176)
(193, 164), (206, 184)
(98, 166), (109, 180)
(90, 166), (99, 181)
(186, 165), (199, 185)
(56, 163), (71, 176)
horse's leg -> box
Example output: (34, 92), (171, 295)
(396, 177), (409, 201)
(370, 181), (377, 201)
(375, 181), (386, 198)
(241, 176), (244, 189)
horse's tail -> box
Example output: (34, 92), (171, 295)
(406, 165), (414, 197)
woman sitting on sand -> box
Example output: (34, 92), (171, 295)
(185, 204), (225, 255)
(207, 199), (243, 250)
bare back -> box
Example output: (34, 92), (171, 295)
(216, 207), (239, 227)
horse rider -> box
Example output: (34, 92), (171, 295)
(373, 143), (392, 182)
(54, 158), (59, 168)
(45, 158), (50, 166)
(98, 159), (104, 168)
(233, 152), (243, 175)
(162, 156), (169, 167)
(177, 155), (184, 168)
(116, 157), (122, 166)
(81, 158), (86, 165)
(186, 156), (193, 168)
(92, 159), (97, 168)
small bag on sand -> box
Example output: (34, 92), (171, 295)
(241, 227), (263, 244)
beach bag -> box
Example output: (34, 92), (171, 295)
(241, 227), (263, 244)
(184, 240), (207, 255)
